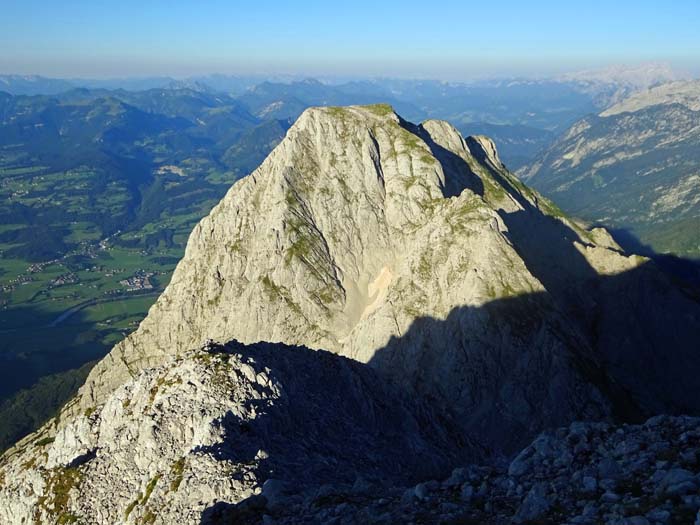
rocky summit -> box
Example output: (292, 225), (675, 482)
(2, 104), (700, 524)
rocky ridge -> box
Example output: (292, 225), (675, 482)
(0, 340), (467, 524)
(4, 341), (700, 525)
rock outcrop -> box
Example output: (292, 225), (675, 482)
(230, 415), (700, 525)
(2, 104), (700, 524)
(0, 341), (467, 524)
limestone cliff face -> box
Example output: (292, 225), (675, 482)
(42, 104), (700, 442)
(2, 104), (700, 525)
(77, 105), (632, 445)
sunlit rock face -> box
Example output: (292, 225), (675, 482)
(77, 104), (626, 446)
(2, 104), (700, 525)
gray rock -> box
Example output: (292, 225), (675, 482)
(514, 482), (552, 523)
(400, 488), (415, 505)
(683, 494), (700, 507)
(661, 468), (695, 485)
(459, 484), (474, 502)
(414, 482), (436, 501)
(444, 468), (468, 488)
(658, 469), (697, 496)
(508, 452), (531, 477)
(582, 502), (599, 517)
(601, 491), (621, 503)
(666, 481), (698, 496)
(351, 477), (373, 496)
(583, 476), (598, 493)
(600, 479), (618, 491)
(599, 458), (623, 480)
(681, 451), (698, 465)
(645, 508), (670, 523)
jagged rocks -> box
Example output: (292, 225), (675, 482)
(238, 416), (700, 525)
(0, 341), (466, 524)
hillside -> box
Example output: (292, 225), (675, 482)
(520, 80), (700, 258)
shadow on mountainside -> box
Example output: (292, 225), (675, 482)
(369, 258), (700, 443)
(199, 253), (700, 523)
(193, 340), (475, 524)
(607, 226), (700, 290)
(464, 137), (700, 417)
(198, 146), (700, 522)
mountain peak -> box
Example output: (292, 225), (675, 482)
(465, 134), (504, 169)
(298, 103), (400, 126)
(280, 103), (479, 210)
(70, 103), (671, 434)
(600, 79), (700, 116)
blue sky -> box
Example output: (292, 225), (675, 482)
(1, 0), (699, 79)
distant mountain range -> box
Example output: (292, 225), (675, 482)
(0, 63), (683, 168)
(520, 80), (700, 259)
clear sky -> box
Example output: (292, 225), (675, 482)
(1, 0), (699, 79)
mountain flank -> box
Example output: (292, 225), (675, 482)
(520, 80), (700, 258)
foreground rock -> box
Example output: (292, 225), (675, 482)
(3, 341), (698, 524)
(225, 415), (700, 525)
(0, 341), (466, 524)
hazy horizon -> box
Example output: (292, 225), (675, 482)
(2, 0), (699, 80)
(0, 61), (696, 86)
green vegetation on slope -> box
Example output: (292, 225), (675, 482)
(523, 104), (700, 258)
(0, 89), (289, 450)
